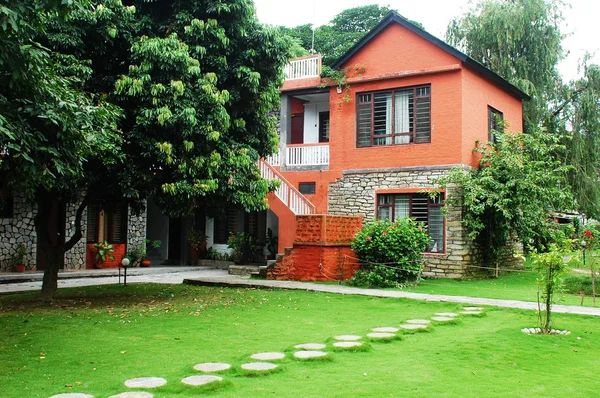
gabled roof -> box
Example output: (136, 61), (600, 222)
(331, 12), (530, 101)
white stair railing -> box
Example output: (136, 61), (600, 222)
(259, 159), (315, 215)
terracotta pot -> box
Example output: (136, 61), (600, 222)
(141, 259), (151, 267)
(14, 264), (25, 272)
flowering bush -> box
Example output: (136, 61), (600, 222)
(351, 219), (429, 283)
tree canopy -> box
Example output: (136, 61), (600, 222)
(0, 0), (292, 299)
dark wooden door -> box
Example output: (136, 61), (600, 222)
(291, 115), (304, 144)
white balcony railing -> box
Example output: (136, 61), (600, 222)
(284, 55), (321, 81)
(286, 144), (329, 166)
(259, 159), (315, 215)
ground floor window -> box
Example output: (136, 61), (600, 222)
(86, 201), (127, 244)
(376, 193), (444, 253)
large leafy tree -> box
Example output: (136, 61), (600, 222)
(0, 1), (126, 300)
(280, 4), (397, 65)
(435, 131), (573, 263)
(2, 0), (292, 300)
(446, 0), (565, 131)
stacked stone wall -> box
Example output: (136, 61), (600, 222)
(327, 166), (486, 278)
(0, 193), (37, 271)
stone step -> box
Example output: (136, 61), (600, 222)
(228, 265), (261, 276)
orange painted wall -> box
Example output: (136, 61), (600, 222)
(291, 98), (304, 115)
(461, 66), (524, 167)
(86, 243), (126, 269)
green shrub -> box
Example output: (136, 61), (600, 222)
(346, 266), (398, 288)
(563, 274), (598, 296)
(350, 219), (429, 283)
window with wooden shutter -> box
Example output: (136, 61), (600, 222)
(376, 193), (445, 253)
(356, 85), (431, 147)
(488, 106), (504, 143)
(86, 201), (127, 243)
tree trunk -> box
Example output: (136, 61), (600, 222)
(36, 191), (88, 301)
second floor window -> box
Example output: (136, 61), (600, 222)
(357, 85), (431, 147)
(488, 106), (504, 143)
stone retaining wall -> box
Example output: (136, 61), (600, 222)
(0, 193), (37, 271)
(327, 166), (489, 278)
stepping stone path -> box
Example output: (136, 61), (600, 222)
(406, 319), (431, 325)
(50, 307), (486, 397)
(400, 324), (428, 330)
(241, 362), (278, 371)
(109, 393), (154, 398)
(124, 377), (167, 389)
(334, 335), (362, 341)
(435, 312), (459, 317)
(294, 350), (328, 359)
(333, 342), (363, 348)
(431, 316), (455, 322)
(193, 362), (231, 372)
(367, 332), (395, 339)
(181, 375), (223, 386)
(295, 343), (326, 350)
(49, 394), (95, 398)
(372, 327), (399, 333)
(251, 352), (285, 361)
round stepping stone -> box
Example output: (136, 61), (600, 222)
(251, 352), (285, 361)
(49, 395), (94, 398)
(372, 327), (399, 333)
(241, 362), (278, 371)
(333, 342), (363, 348)
(460, 311), (482, 315)
(181, 375), (223, 386)
(109, 393), (153, 398)
(367, 332), (396, 339)
(334, 335), (362, 341)
(435, 312), (459, 317)
(406, 319), (431, 325)
(294, 350), (328, 359)
(463, 307), (483, 311)
(431, 316), (455, 322)
(400, 324), (428, 330)
(124, 377), (167, 389)
(295, 343), (326, 350)
(193, 362), (231, 372)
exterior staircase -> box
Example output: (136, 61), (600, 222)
(258, 159), (315, 215)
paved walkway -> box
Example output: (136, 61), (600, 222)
(2, 267), (600, 317)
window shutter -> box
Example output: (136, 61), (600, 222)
(111, 204), (127, 243)
(86, 204), (98, 243)
(357, 94), (372, 147)
(414, 96), (431, 143)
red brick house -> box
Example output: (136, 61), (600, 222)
(251, 12), (527, 279)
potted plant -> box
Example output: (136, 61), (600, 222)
(188, 228), (208, 264)
(12, 242), (28, 272)
(93, 241), (115, 269)
(125, 247), (144, 267)
(227, 232), (255, 264)
(140, 239), (161, 267)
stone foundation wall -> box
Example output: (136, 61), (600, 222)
(328, 165), (485, 278)
(127, 203), (147, 252)
(0, 193), (37, 271)
(64, 199), (87, 270)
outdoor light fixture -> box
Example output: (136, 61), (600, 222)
(120, 257), (130, 286)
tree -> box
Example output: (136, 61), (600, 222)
(446, 0), (565, 131)
(434, 130), (573, 264)
(0, 1), (126, 300)
(280, 5), (405, 66)
(1, 0), (292, 300)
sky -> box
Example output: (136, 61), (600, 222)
(253, 0), (599, 82)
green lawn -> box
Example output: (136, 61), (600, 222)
(408, 269), (599, 307)
(1, 284), (599, 397)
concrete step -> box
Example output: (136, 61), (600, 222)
(228, 265), (261, 276)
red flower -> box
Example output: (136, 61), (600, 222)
(382, 232), (387, 236)
(584, 230), (593, 237)
(366, 236), (372, 241)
